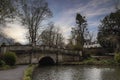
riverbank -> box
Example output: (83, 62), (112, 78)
(62, 58), (120, 66)
(0, 65), (17, 70)
(23, 65), (36, 80)
(23, 58), (120, 80)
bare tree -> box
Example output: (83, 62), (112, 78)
(55, 28), (64, 47)
(0, 0), (17, 44)
(0, 0), (16, 25)
(88, 32), (93, 43)
(17, 0), (52, 64)
(41, 24), (64, 48)
(40, 23), (54, 46)
(17, 0), (52, 46)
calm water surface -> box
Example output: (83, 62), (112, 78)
(32, 65), (120, 80)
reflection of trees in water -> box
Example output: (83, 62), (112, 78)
(101, 67), (120, 80)
(32, 66), (120, 80)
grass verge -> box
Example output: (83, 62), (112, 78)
(23, 65), (36, 80)
(0, 65), (16, 70)
(62, 58), (118, 66)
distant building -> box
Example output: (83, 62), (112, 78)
(84, 40), (101, 48)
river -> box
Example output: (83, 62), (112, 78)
(32, 65), (120, 80)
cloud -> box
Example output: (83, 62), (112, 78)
(53, 11), (76, 43)
(1, 0), (116, 44)
(2, 23), (28, 44)
(64, 0), (114, 18)
(53, 0), (115, 43)
(54, 24), (72, 44)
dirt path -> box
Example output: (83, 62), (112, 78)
(0, 65), (28, 80)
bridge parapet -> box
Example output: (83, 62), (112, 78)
(0, 45), (81, 56)
(0, 45), (81, 64)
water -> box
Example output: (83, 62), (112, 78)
(32, 65), (120, 80)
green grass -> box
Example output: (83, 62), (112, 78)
(0, 65), (16, 70)
(82, 58), (117, 65)
(23, 65), (36, 80)
(62, 58), (117, 66)
(114, 52), (120, 63)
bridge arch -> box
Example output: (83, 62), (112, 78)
(39, 56), (55, 65)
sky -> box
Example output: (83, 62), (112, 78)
(2, 0), (119, 44)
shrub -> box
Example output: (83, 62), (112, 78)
(0, 60), (5, 67)
(2, 65), (10, 70)
(83, 58), (96, 65)
(3, 52), (17, 66)
(99, 60), (109, 65)
(114, 52), (120, 63)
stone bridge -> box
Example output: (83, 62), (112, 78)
(0, 45), (81, 65)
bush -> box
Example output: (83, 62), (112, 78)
(2, 65), (10, 70)
(3, 52), (17, 66)
(114, 52), (120, 63)
(99, 60), (109, 65)
(83, 58), (96, 65)
(0, 60), (5, 67)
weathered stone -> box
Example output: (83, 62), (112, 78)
(0, 45), (81, 64)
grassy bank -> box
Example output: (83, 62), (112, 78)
(23, 65), (36, 80)
(62, 58), (120, 66)
(0, 65), (16, 70)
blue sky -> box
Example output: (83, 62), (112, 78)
(46, 0), (117, 41)
(2, 0), (119, 44)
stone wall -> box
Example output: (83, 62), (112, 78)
(0, 45), (80, 64)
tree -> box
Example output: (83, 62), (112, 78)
(0, 0), (16, 25)
(98, 10), (120, 52)
(70, 13), (88, 52)
(17, 0), (52, 46)
(40, 24), (54, 46)
(114, 0), (120, 10)
(66, 37), (74, 49)
(84, 32), (94, 48)
(41, 24), (64, 48)
(16, 0), (52, 64)
(0, 0), (17, 45)
(3, 52), (17, 66)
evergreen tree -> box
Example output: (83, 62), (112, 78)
(70, 13), (88, 56)
(98, 10), (120, 52)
